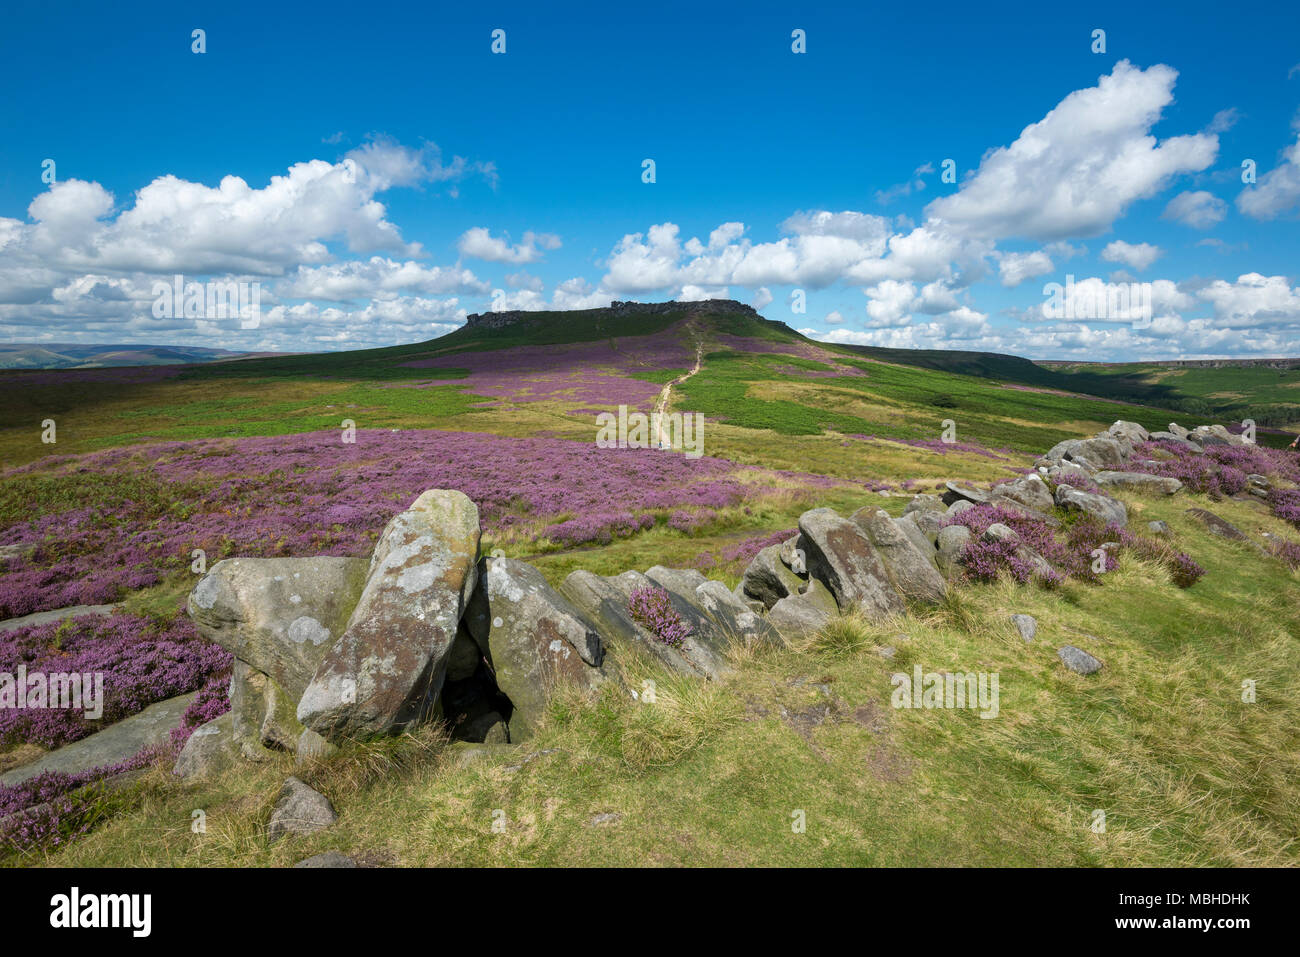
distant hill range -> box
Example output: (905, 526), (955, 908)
(1042, 357), (1300, 370)
(0, 343), (270, 369)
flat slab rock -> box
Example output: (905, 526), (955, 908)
(1, 692), (196, 787)
(0, 603), (120, 634)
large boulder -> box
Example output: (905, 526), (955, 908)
(988, 475), (1055, 514)
(606, 571), (734, 679)
(297, 490), (481, 741)
(893, 513), (939, 557)
(849, 508), (946, 604)
(464, 557), (605, 741)
(796, 508), (906, 618)
(766, 579), (837, 640)
(1054, 484), (1128, 527)
(188, 557), (369, 700)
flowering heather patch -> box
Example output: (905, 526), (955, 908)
(692, 528), (794, 573)
(627, 586), (692, 648)
(1130, 441), (1300, 496)
(399, 329), (692, 406)
(0, 745), (169, 855)
(668, 508), (718, 533)
(943, 504), (1203, 588)
(1050, 471), (1102, 495)
(1270, 489), (1300, 528)
(0, 614), (231, 749)
(0, 429), (831, 616)
(1271, 539), (1300, 569)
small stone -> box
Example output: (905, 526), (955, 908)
(1147, 520), (1170, 536)
(267, 776), (338, 843)
(877, 646), (896, 660)
(1010, 614), (1036, 642)
(588, 812), (623, 827)
(1057, 645), (1102, 675)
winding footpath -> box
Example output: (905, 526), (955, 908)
(652, 339), (704, 450)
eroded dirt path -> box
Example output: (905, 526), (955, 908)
(652, 335), (704, 449)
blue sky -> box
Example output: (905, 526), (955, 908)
(2, 0), (1299, 359)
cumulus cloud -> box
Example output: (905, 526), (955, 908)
(1100, 240), (1163, 271)
(1237, 126), (1300, 220)
(1162, 190), (1228, 228)
(456, 227), (562, 264)
(997, 250), (1055, 287)
(925, 61), (1217, 240)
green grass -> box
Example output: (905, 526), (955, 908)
(21, 489), (1299, 868)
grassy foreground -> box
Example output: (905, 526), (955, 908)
(22, 488), (1299, 868)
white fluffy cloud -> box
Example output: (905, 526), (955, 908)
(456, 227), (562, 264)
(1100, 240), (1163, 271)
(997, 250), (1055, 287)
(925, 61), (1217, 240)
(1162, 190), (1228, 228)
(1237, 129), (1300, 220)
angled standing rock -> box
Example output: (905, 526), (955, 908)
(693, 579), (784, 647)
(469, 557), (605, 741)
(740, 545), (807, 609)
(601, 570), (733, 679)
(796, 508), (906, 618)
(850, 507), (946, 604)
(298, 490), (481, 741)
(559, 570), (705, 677)
(188, 556), (369, 700)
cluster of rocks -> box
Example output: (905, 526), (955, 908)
(175, 419), (1236, 789)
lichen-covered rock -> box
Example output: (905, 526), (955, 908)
(469, 557), (605, 741)
(298, 490), (481, 741)
(850, 507), (946, 605)
(988, 475), (1055, 514)
(894, 513), (940, 557)
(602, 570), (733, 680)
(188, 556), (369, 700)
(1054, 483), (1128, 527)
(267, 776), (337, 843)
(796, 508), (906, 618)
(767, 592), (831, 639)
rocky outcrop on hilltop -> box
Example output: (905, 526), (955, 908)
(464, 298), (762, 331)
